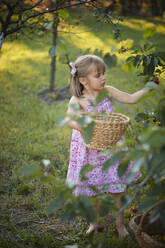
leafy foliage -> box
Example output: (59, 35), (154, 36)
(123, 27), (165, 79)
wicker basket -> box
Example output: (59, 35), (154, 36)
(129, 200), (165, 248)
(83, 112), (130, 151)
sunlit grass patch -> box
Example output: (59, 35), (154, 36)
(122, 17), (165, 35)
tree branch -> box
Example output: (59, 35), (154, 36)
(2, 0), (96, 38)
(22, 0), (43, 11)
(5, 26), (22, 36)
(0, 17), (4, 25)
(22, 0), (95, 23)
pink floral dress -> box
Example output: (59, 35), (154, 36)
(67, 98), (141, 196)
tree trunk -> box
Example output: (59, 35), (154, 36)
(0, 32), (4, 49)
(161, 0), (165, 16)
(49, 13), (58, 92)
(151, 0), (159, 16)
(134, 0), (143, 16)
(128, 0), (134, 15)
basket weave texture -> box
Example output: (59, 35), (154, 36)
(84, 112), (130, 151)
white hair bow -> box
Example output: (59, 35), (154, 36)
(69, 62), (77, 76)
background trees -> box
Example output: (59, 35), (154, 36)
(94, 0), (165, 17)
(1, 0), (164, 92)
(0, 0), (95, 91)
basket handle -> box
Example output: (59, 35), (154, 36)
(136, 199), (165, 235)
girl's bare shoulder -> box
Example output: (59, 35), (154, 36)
(68, 96), (86, 111)
(69, 96), (79, 104)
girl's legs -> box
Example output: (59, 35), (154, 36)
(86, 196), (100, 235)
(86, 193), (129, 236)
(86, 222), (98, 235)
(111, 193), (129, 237)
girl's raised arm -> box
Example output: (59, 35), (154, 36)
(66, 96), (82, 132)
(105, 86), (150, 104)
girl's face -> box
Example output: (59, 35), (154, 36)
(84, 64), (106, 92)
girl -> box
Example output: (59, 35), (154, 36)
(66, 54), (150, 236)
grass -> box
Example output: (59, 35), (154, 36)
(0, 8), (165, 248)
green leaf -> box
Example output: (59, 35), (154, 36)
(111, 54), (117, 66)
(47, 189), (73, 214)
(126, 157), (144, 183)
(139, 197), (158, 212)
(153, 57), (159, 67)
(40, 174), (55, 183)
(93, 48), (103, 57)
(147, 133), (165, 147)
(80, 164), (96, 181)
(148, 185), (165, 197)
(58, 38), (67, 50)
(58, 117), (69, 127)
(133, 47), (142, 54)
(44, 22), (53, 30)
(77, 116), (93, 127)
(89, 185), (100, 194)
(102, 151), (127, 172)
(58, 9), (69, 19)
(61, 203), (76, 221)
(143, 27), (156, 39)
(69, 103), (81, 112)
(125, 56), (135, 64)
(149, 207), (160, 224)
(150, 153), (165, 173)
(143, 81), (158, 90)
(133, 55), (142, 68)
(82, 121), (95, 144)
(49, 46), (57, 57)
(118, 158), (130, 178)
(99, 196), (114, 217)
(121, 195), (132, 205)
(143, 56), (151, 66)
(83, 48), (92, 54)
(159, 208), (165, 226)
(96, 90), (109, 104)
(76, 195), (96, 222)
(17, 164), (41, 177)
(103, 53), (117, 68)
(103, 53), (111, 68)
(98, 150), (113, 157)
(147, 57), (156, 76)
(111, 46), (116, 53)
(47, 197), (63, 213)
(157, 97), (165, 108)
(135, 112), (148, 121)
(156, 97), (165, 125)
(65, 245), (78, 248)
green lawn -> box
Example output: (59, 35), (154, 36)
(0, 8), (165, 248)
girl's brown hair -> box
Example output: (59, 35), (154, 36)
(70, 54), (105, 97)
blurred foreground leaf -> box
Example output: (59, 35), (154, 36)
(17, 164), (41, 177)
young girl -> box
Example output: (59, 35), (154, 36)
(66, 54), (150, 236)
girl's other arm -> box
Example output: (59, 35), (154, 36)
(106, 86), (150, 104)
(66, 96), (82, 132)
